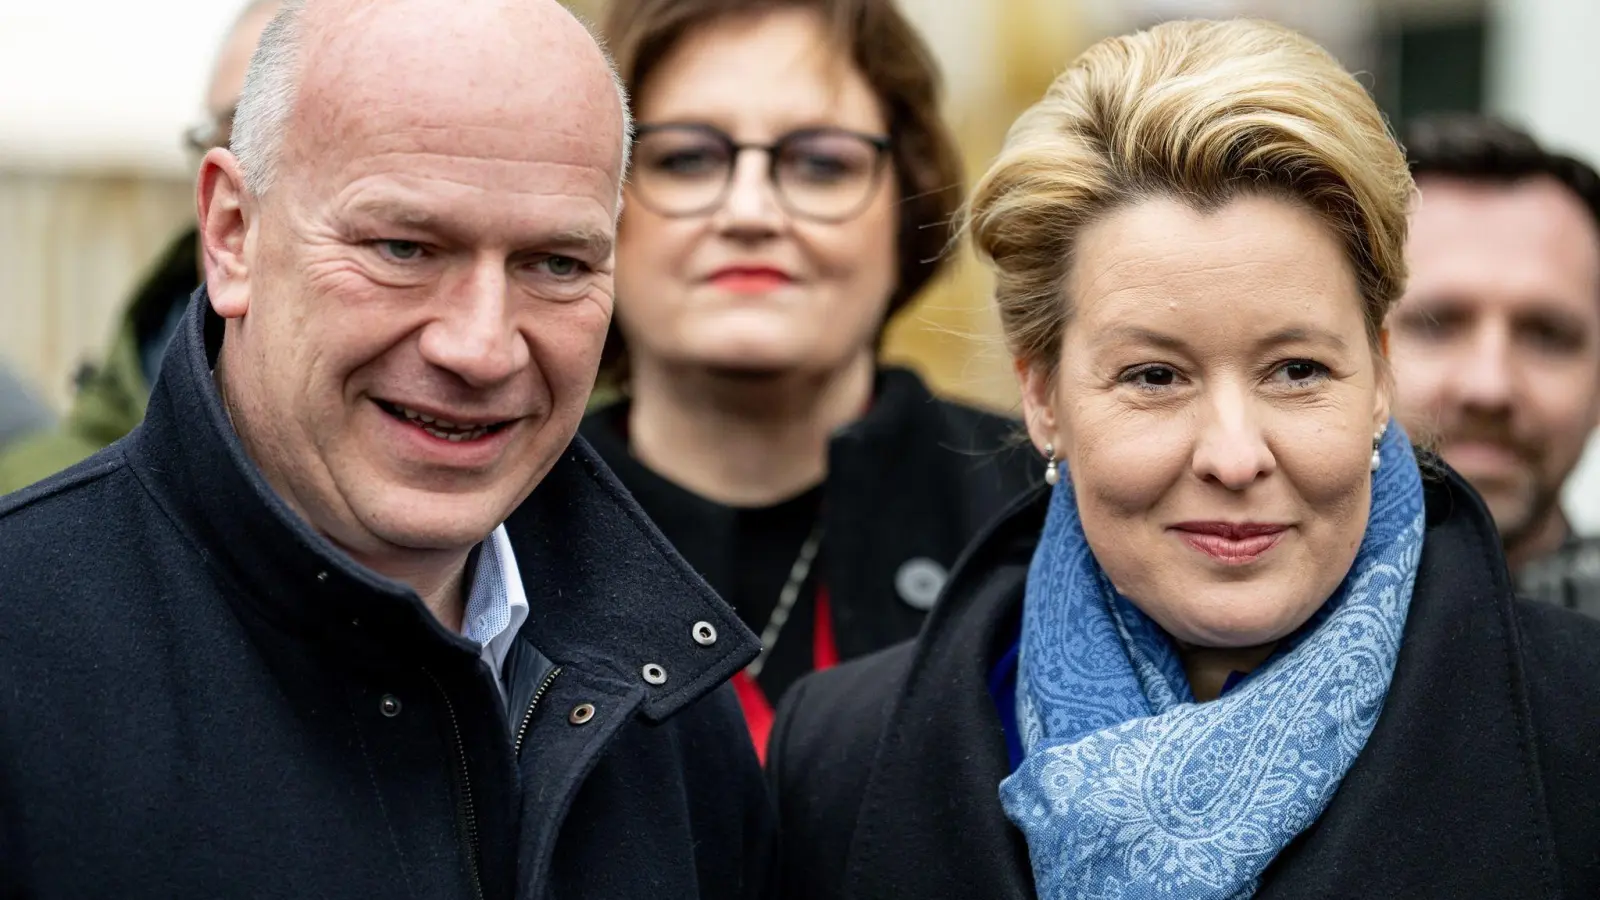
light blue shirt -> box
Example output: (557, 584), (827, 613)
(461, 525), (529, 695)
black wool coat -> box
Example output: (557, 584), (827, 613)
(583, 368), (1039, 672)
(0, 295), (773, 900)
(770, 469), (1600, 899)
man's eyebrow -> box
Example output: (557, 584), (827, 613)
(346, 198), (444, 231)
(345, 198), (614, 258)
(539, 227), (614, 260)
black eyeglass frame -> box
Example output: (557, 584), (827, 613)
(628, 123), (894, 223)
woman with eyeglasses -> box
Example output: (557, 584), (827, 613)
(583, 0), (1036, 756)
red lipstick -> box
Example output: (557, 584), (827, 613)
(708, 265), (793, 294)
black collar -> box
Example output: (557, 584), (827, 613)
(125, 290), (757, 721)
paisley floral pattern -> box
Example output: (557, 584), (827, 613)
(1001, 423), (1425, 900)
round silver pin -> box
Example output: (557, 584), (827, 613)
(895, 557), (948, 611)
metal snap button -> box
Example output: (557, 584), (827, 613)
(692, 621), (718, 647)
(568, 703), (596, 726)
(641, 663), (667, 685)
(316, 570), (329, 583)
(379, 694), (402, 717)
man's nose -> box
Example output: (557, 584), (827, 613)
(1454, 321), (1516, 413)
(417, 262), (529, 387)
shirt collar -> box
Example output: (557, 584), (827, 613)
(462, 524), (530, 684)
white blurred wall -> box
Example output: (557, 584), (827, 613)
(0, 1), (245, 408)
(1490, 0), (1600, 532)
(0, 1), (241, 176)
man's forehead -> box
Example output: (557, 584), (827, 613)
(296, 0), (614, 107)
(285, 3), (624, 184)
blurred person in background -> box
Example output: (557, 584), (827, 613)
(770, 20), (1600, 899)
(0, 0), (774, 896)
(0, 361), (53, 451)
(1391, 116), (1600, 614)
(583, 0), (1036, 757)
(0, 0), (278, 495)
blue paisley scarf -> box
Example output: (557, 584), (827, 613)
(1000, 423), (1425, 899)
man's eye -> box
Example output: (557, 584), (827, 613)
(542, 256), (585, 278)
(374, 240), (425, 262)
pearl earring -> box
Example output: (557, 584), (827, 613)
(1370, 433), (1383, 473)
(1044, 443), (1060, 486)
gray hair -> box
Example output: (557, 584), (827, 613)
(230, 0), (633, 197)
(230, 0), (307, 195)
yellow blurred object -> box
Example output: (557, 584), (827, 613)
(878, 0), (1085, 413)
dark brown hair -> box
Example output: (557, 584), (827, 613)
(597, 0), (964, 386)
(1403, 114), (1600, 237)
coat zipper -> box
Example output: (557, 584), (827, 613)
(425, 670), (486, 900)
(515, 665), (563, 758)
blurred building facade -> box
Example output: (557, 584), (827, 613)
(0, 0), (1595, 525)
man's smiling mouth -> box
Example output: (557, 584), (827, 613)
(374, 400), (514, 443)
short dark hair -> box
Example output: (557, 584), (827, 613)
(1402, 115), (1600, 236)
(597, 0), (964, 387)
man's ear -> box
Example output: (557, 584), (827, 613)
(196, 148), (254, 320)
(1014, 356), (1060, 456)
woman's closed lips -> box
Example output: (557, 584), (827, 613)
(1169, 520), (1290, 565)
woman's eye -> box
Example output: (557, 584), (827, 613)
(650, 147), (726, 178)
(787, 153), (854, 182)
(374, 240), (425, 262)
(1138, 366), (1177, 386)
(1274, 360), (1330, 385)
(1121, 365), (1179, 388)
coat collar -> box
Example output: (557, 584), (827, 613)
(1258, 466), (1562, 897)
(839, 485), (1044, 899)
(843, 468), (1561, 898)
(125, 290), (757, 722)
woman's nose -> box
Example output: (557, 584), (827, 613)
(1191, 397), (1276, 490)
(713, 151), (785, 238)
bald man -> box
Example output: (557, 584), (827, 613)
(0, 0), (280, 495)
(0, 2), (771, 898)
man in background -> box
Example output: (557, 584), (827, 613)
(0, 0), (278, 494)
(1391, 115), (1600, 614)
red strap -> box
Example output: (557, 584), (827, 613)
(813, 585), (839, 669)
(732, 671), (775, 763)
(736, 585), (840, 764)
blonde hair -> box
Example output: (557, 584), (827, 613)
(966, 18), (1413, 374)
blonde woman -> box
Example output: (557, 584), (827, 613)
(769, 19), (1600, 899)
